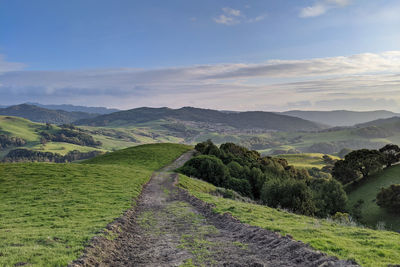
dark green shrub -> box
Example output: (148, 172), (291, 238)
(377, 184), (400, 210)
(178, 155), (230, 187)
(309, 178), (347, 217)
(261, 178), (316, 216)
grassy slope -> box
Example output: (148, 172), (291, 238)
(178, 175), (400, 267)
(0, 143), (191, 266)
(0, 116), (42, 142)
(0, 116), (131, 158)
(347, 165), (400, 231)
(273, 153), (339, 169)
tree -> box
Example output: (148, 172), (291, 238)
(332, 160), (360, 184)
(227, 161), (243, 178)
(333, 149), (385, 184)
(261, 178), (316, 216)
(178, 155), (230, 187)
(227, 177), (252, 198)
(309, 178), (348, 217)
(376, 184), (400, 210)
(379, 144), (400, 167)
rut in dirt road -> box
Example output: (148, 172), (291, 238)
(72, 151), (359, 267)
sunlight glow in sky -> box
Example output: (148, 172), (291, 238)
(0, 0), (399, 111)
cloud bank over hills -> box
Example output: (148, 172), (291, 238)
(0, 51), (399, 111)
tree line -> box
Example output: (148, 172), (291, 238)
(0, 135), (26, 150)
(40, 124), (101, 147)
(178, 140), (347, 217)
(2, 149), (103, 163)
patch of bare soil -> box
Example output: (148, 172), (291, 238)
(70, 151), (359, 267)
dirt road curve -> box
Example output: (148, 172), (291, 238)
(71, 151), (359, 267)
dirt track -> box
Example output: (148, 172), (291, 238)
(71, 151), (359, 267)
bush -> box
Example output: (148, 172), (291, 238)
(178, 155), (230, 187)
(376, 184), (400, 210)
(309, 178), (347, 217)
(261, 178), (316, 216)
(227, 177), (252, 198)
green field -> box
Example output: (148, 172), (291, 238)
(347, 165), (400, 231)
(273, 153), (339, 169)
(178, 174), (400, 267)
(0, 143), (191, 266)
(0, 116), (43, 142)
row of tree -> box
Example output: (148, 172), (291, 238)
(179, 140), (347, 217)
(40, 124), (101, 147)
(2, 149), (103, 163)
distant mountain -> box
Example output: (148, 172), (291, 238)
(282, 110), (400, 127)
(26, 102), (120, 114)
(0, 104), (98, 124)
(76, 106), (325, 132)
(355, 117), (400, 129)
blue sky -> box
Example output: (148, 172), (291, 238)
(0, 0), (400, 111)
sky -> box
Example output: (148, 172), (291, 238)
(0, 0), (400, 111)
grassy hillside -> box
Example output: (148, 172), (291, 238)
(0, 143), (191, 266)
(347, 165), (400, 231)
(0, 116), (42, 142)
(273, 153), (339, 169)
(177, 175), (400, 267)
(0, 116), (136, 160)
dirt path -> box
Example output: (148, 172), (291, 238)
(72, 151), (358, 267)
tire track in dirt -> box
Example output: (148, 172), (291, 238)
(71, 151), (359, 267)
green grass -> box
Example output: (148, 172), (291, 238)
(347, 165), (400, 231)
(30, 142), (105, 156)
(0, 116), (43, 142)
(273, 153), (339, 169)
(0, 143), (191, 266)
(177, 174), (400, 267)
(85, 143), (191, 169)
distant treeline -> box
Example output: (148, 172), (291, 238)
(0, 135), (26, 150)
(2, 149), (103, 163)
(40, 124), (101, 147)
(178, 140), (347, 218)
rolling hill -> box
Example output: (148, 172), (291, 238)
(26, 102), (120, 114)
(355, 116), (400, 129)
(283, 110), (400, 127)
(0, 104), (98, 124)
(76, 106), (326, 132)
(0, 116), (108, 160)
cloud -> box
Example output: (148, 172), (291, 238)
(0, 51), (400, 111)
(300, 0), (351, 18)
(204, 51), (400, 80)
(214, 7), (242, 25)
(214, 7), (266, 25)
(0, 55), (26, 73)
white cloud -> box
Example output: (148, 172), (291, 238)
(0, 55), (26, 73)
(300, 0), (351, 18)
(1, 51), (399, 111)
(214, 7), (242, 25)
(222, 7), (241, 17)
(214, 7), (266, 25)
